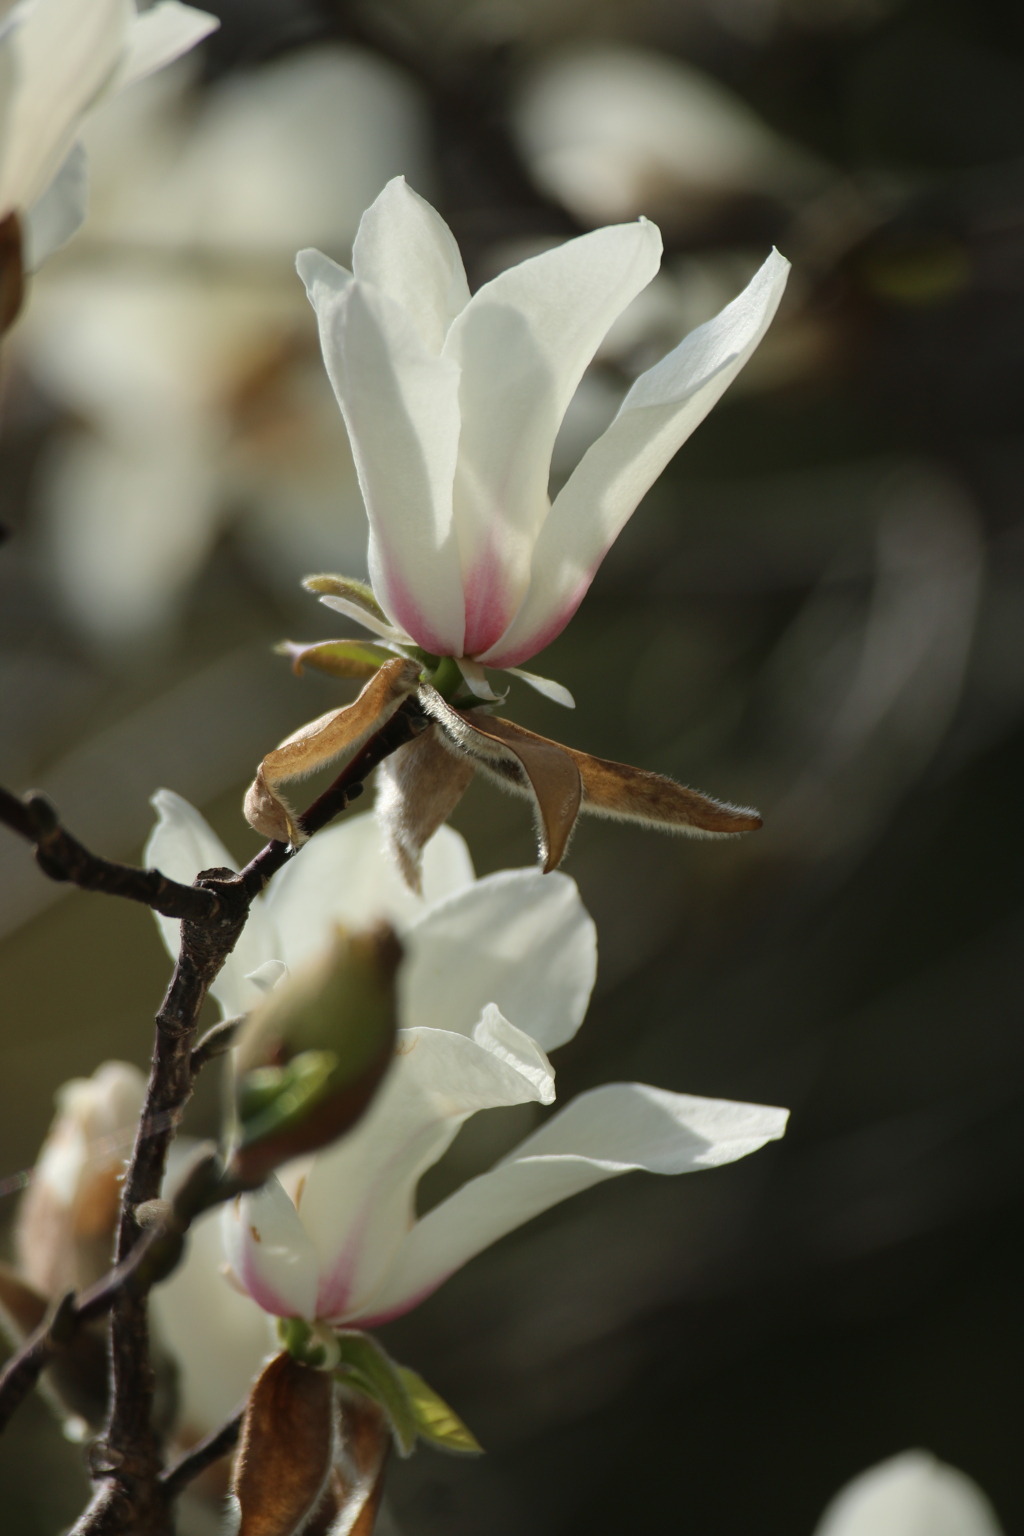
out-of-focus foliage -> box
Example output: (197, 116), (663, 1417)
(2, 0), (1024, 1532)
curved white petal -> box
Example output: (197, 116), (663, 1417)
(359, 1084), (788, 1321)
(297, 249), (466, 655)
(317, 592), (411, 644)
(400, 867), (596, 1052)
(473, 1003), (555, 1106)
(352, 176), (470, 356)
(814, 1452), (1004, 1536)
(107, 1), (218, 95)
(152, 1207), (273, 1435)
(23, 140), (88, 270)
(224, 1176), (322, 1321)
(443, 221), (662, 656)
(0, 0), (127, 213)
(479, 249), (789, 668)
(505, 665), (575, 708)
(263, 811), (474, 971)
(144, 790), (276, 1017)
(291, 1023), (552, 1320)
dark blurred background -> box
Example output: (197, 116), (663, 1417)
(2, 0), (1024, 1530)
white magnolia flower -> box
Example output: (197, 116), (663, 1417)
(18, 46), (429, 641)
(513, 44), (825, 231)
(297, 176), (789, 694)
(16, 1060), (145, 1296)
(147, 795), (786, 1416)
(815, 1452), (1004, 1536)
(0, 0), (217, 270)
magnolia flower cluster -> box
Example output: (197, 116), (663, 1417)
(148, 796), (786, 1432)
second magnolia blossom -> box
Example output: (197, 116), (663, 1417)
(298, 176), (789, 684)
(149, 799), (786, 1423)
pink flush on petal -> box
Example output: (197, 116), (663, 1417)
(462, 545), (520, 658)
(481, 574), (593, 670)
(374, 541), (465, 657)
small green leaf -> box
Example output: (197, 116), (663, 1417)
(277, 639), (395, 680)
(398, 1366), (483, 1455)
(335, 1332), (418, 1456)
(302, 574), (389, 625)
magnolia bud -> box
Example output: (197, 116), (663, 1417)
(16, 1061), (146, 1297)
(231, 924), (401, 1185)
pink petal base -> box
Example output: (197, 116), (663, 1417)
(481, 574), (593, 670)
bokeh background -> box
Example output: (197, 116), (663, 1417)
(3, 0), (1024, 1530)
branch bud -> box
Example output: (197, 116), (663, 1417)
(230, 925), (401, 1186)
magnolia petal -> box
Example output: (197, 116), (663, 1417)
(352, 176), (471, 356)
(375, 725), (475, 893)
(243, 657), (422, 844)
(151, 1206), (273, 1436)
(144, 789), (276, 1017)
(505, 666), (575, 709)
(317, 594), (412, 644)
(297, 250), (466, 656)
(0, 0), (125, 214)
(223, 1177), (321, 1322)
(293, 1025), (554, 1322)
(22, 141), (87, 271)
(813, 1452), (1005, 1536)
(233, 1351), (334, 1536)
(420, 689), (581, 871)
(359, 1084), (788, 1322)
(107, 1), (218, 94)
(263, 811), (474, 971)
(302, 574), (394, 630)
(479, 250), (790, 669)
(455, 658), (505, 702)
(473, 1004), (555, 1105)
(444, 221), (663, 655)
(400, 866), (596, 1052)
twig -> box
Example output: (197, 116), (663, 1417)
(159, 1407), (245, 1498)
(63, 701), (426, 1534)
(0, 787), (222, 921)
(190, 1015), (245, 1076)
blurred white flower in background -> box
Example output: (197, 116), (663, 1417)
(814, 1452), (1004, 1536)
(512, 43), (826, 232)
(0, 0), (217, 269)
(14, 45), (432, 645)
(15, 1060), (145, 1296)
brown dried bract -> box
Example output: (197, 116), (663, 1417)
(234, 1352), (334, 1536)
(376, 725), (475, 891)
(0, 214), (24, 337)
(245, 658), (421, 843)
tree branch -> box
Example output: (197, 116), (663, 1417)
(0, 1152), (227, 1435)
(0, 787), (222, 920)
(159, 1407), (245, 1498)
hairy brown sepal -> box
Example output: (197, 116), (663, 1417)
(375, 725), (475, 891)
(318, 1393), (391, 1536)
(234, 1352), (335, 1536)
(419, 688), (582, 871)
(244, 659), (421, 843)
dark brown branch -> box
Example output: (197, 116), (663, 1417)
(159, 1407), (245, 1498)
(0, 787), (222, 921)
(69, 702), (425, 1533)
